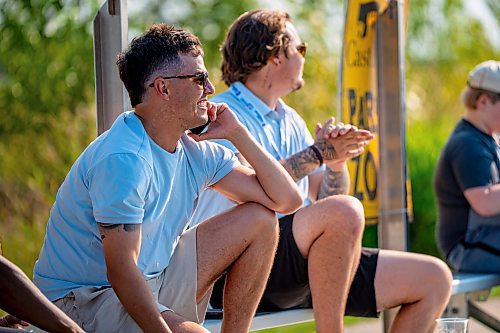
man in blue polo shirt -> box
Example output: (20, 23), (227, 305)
(34, 23), (302, 333)
(191, 9), (453, 333)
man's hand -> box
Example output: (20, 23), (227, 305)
(0, 314), (29, 328)
(313, 117), (373, 167)
(188, 102), (244, 142)
(314, 117), (357, 141)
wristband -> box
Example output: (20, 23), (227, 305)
(309, 145), (324, 166)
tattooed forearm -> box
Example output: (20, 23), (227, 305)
(282, 146), (322, 181)
(98, 223), (140, 240)
(315, 139), (337, 161)
(318, 167), (350, 199)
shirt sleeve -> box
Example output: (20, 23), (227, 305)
(202, 141), (240, 187)
(450, 137), (496, 191)
(87, 153), (151, 224)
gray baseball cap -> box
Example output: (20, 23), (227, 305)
(467, 60), (500, 94)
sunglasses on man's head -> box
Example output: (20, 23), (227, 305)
(149, 71), (209, 88)
(296, 42), (307, 57)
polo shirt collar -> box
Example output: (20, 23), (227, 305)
(232, 82), (276, 118)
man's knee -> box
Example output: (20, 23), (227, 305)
(401, 255), (453, 305)
(423, 256), (453, 297)
(240, 202), (278, 240)
(162, 310), (210, 333)
(253, 204), (279, 240)
(319, 195), (365, 238)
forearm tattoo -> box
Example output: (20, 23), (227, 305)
(282, 146), (322, 182)
(315, 139), (337, 161)
(318, 167), (350, 199)
(98, 223), (140, 240)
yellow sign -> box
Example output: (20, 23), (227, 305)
(340, 0), (388, 223)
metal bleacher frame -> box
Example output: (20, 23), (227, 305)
(203, 273), (500, 332)
(445, 273), (500, 332)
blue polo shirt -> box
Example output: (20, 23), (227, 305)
(190, 82), (320, 226)
(34, 111), (238, 301)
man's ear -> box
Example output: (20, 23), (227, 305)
(153, 81), (169, 100)
(272, 56), (281, 66)
(477, 93), (489, 106)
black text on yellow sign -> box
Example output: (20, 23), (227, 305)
(341, 0), (387, 223)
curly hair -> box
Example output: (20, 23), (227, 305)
(117, 24), (203, 107)
(220, 9), (292, 86)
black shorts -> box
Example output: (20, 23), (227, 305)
(210, 213), (380, 318)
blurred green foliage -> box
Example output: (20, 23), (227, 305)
(0, 0), (99, 274)
(0, 1), (499, 325)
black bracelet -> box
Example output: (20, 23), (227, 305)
(309, 145), (324, 166)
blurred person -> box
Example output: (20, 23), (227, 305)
(190, 9), (453, 333)
(435, 60), (500, 273)
(0, 255), (84, 332)
(33, 23), (302, 333)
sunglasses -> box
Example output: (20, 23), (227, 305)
(296, 42), (308, 57)
(149, 71), (209, 88)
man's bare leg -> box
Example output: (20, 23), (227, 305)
(375, 250), (453, 333)
(292, 195), (365, 333)
(195, 202), (279, 333)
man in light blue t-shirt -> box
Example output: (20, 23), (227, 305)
(34, 23), (302, 333)
(191, 9), (453, 333)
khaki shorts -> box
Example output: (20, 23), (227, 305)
(54, 227), (211, 332)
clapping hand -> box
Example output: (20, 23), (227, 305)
(313, 117), (373, 167)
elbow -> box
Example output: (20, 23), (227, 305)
(276, 193), (303, 215)
(472, 204), (497, 217)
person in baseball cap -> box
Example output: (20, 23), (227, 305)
(434, 60), (500, 274)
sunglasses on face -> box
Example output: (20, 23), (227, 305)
(149, 71), (209, 88)
(296, 42), (308, 57)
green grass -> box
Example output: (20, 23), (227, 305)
(253, 316), (364, 333)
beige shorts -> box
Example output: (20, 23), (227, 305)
(54, 226), (211, 332)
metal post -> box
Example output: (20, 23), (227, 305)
(376, 0), (409, 331)
(93, 0), (129, 135)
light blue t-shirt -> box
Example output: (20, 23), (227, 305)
(34, 111), (238, 301)
(190, 82), (320, 226)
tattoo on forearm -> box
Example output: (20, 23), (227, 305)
(98, 223), (140, 240)
(315, 139), (337, 161)
(99, 223), (121, 230)
(282, 146), (322, 181)
(318, 167), (350, 199)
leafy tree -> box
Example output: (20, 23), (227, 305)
(128, 0), (259, 72)
(0, 0), (99, 272)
